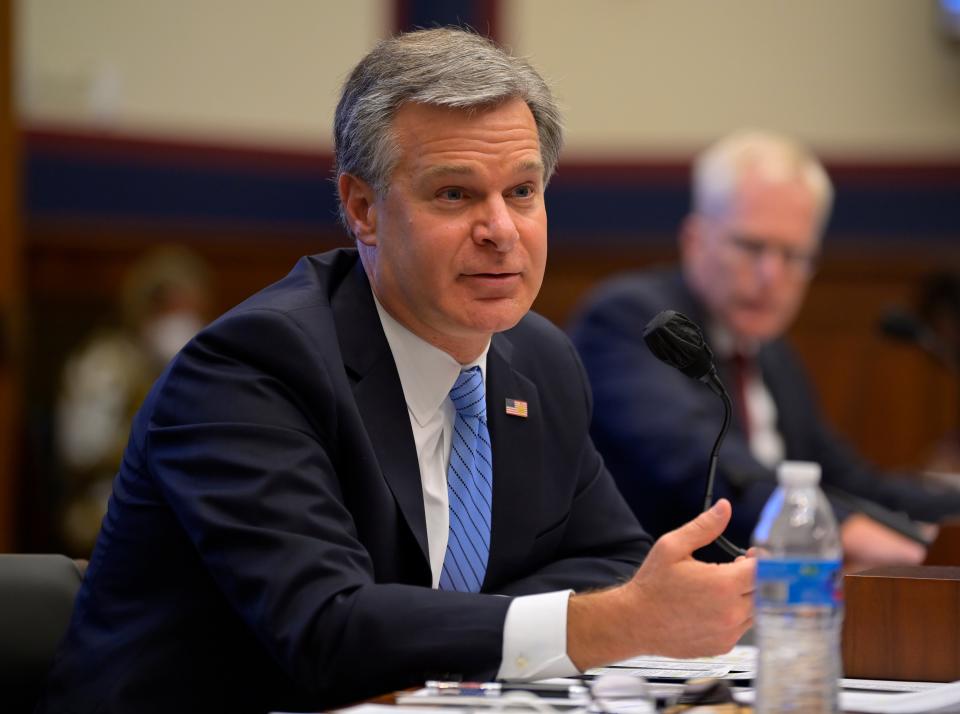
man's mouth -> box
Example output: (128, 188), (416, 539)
(466, 272), (519, 279)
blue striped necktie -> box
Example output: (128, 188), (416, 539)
(439, 366), (493, 592)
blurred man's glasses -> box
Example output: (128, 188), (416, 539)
(725, 233), (819, 277)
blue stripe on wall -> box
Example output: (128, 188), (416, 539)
(25, 152), (338, 227)
(22, 145), (960, 244)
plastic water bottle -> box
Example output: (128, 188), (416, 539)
(752, 461), (843, 714)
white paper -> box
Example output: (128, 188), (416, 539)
(841, 681), (960, 713)
(841, 679), (942, 693)
(331, 706), (441, 714)
(588, 663), (730, 679)
(611, 644), (757, 671)
(396, 687), (588, 709)
(591, 644), (756, 680)
(736, 680), (960, 713)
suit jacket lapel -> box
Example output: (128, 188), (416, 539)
(331, 262), (430, 565)
(483, 332), (544, 590)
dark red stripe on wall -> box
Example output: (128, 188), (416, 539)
(394, 0), (499, 40)
(25, 124), (327, 174)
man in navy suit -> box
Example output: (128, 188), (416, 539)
(40, 29), (754, 713)
(571, 130), (960, 567)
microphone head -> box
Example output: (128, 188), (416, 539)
(878, 307), (955, 368)
(643, 309), (716, 380)
(878, 308), (925, 342)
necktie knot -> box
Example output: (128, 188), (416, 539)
(450, 367), (486, 420)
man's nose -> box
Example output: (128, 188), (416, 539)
(472, 196), (520, 251)
(756, 247), (789, 284)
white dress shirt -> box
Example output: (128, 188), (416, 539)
(372, 296), (577, 680)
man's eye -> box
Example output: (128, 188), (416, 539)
(438, 188), (464, 201)
(511, 184), (535, 198)
(733, 237), (766, 256)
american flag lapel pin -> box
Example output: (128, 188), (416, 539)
(504, 398), (529, 418)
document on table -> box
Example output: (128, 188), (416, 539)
(841, 679), (941, 693)
(587, 660), (731, 680)
(393, 679), (592, 710)
(841, 681), (960, 713)
(733, 680), (960, 713)
(321, 645), (956, 714)
(332, 706), (442, 714)
(588, 644), (757, 681)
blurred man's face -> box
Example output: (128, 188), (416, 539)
(683, 170), (821, 345)
(344, 98), (547, 362)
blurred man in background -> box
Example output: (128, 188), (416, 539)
(571, 129), (960, 570)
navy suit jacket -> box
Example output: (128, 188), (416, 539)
(40, 249), (651, 713)
(570, 267), (960, 557)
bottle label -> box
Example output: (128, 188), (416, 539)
(755, 558), (842, 607)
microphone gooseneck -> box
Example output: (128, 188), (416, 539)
(644, 310), (746, 558)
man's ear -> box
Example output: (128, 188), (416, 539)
(338, 174), (378, 244)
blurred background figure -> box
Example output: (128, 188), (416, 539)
(570, 130), (960, 572)
(881, 271), (960, 475)
(55, 245), (212, 555)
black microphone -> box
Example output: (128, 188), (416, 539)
(878, 308), (955, 369)
(643, 310), (746, 558)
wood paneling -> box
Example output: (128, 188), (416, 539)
(18, 222), (960, 548)
(1, 0), (21, 551)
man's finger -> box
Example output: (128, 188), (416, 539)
(657, 499), (733, 562)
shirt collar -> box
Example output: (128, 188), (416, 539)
(372, 292), (489, 428)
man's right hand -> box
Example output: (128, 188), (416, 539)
(566, 499), (755, 671)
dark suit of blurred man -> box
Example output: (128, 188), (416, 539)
(572, 130), (960, 568)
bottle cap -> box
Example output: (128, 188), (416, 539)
(776, 460), (821, 487)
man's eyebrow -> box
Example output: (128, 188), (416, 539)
(420, 164), (476, 181)
(515, 159), (545, 176)
(418, 160), (545, 182)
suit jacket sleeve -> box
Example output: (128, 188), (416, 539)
(147, 307), (511, 706)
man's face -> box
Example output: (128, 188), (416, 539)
(683, 170), (821, 345)
(349, 98), (547, 361)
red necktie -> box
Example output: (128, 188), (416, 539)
(731, 353), (752, 441)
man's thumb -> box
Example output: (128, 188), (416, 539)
(661, 499), (732, 560)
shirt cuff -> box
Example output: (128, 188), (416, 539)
(496, 590), (579, 680)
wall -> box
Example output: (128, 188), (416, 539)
(17, 1), (960, 158)
(505, 0), (960, 158)
(17, 0), (384, 148)
(10, 0), (960, 549)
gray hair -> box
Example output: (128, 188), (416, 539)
(334, 27), (563, 233)
(692, 129), (834, 233)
